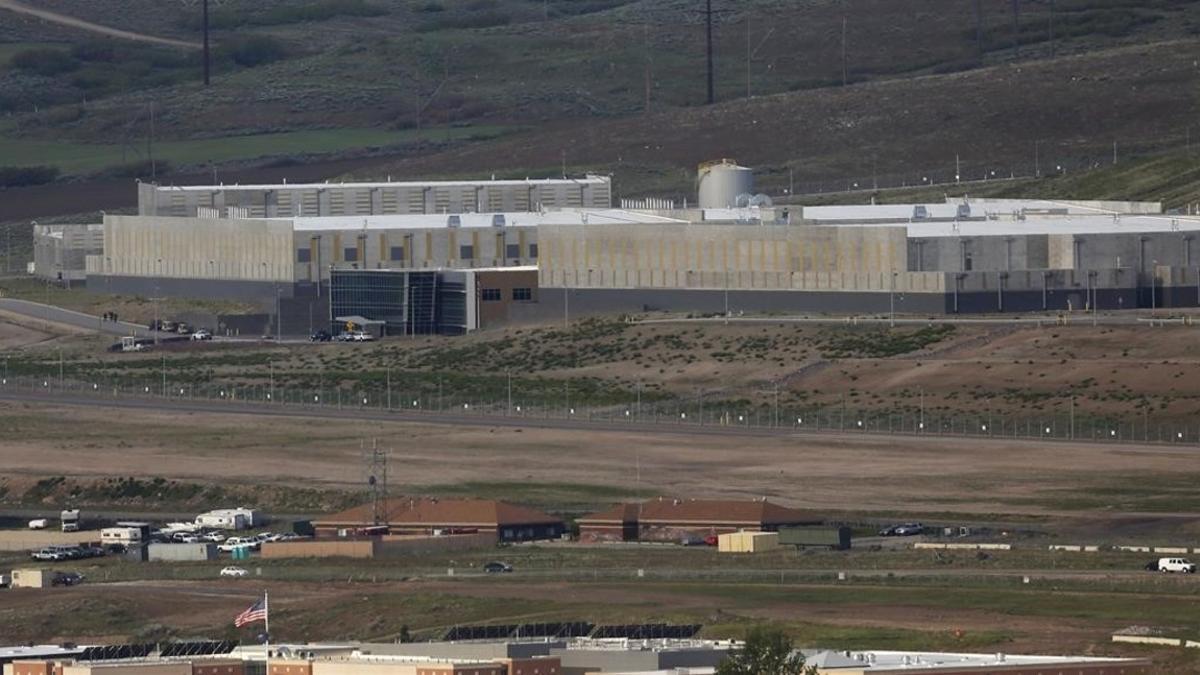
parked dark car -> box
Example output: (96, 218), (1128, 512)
(53, 572), (84, 586)
(310, 330), (332, 342)
(483, 561), (513, 574)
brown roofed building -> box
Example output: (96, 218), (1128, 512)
(313, 498), (565, 542)
(577, 497), (822, 543)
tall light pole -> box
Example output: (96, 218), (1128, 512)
(1152, 259), (1158, 311)
(889, 271), (897, 327)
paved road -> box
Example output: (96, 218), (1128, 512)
(0, 298), (154, 338)
(0, 0), (200, 48)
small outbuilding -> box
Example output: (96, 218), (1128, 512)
(578, 497), (822, 543)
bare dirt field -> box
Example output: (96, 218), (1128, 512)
(3, 399), (1200, 534)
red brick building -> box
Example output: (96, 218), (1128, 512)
(577, 497), (822, 543)
(313, 498), (565, 542)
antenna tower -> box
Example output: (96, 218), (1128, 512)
(363, 438), (390, 526)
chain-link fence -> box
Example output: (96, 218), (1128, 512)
(4, 371), (1197, 447)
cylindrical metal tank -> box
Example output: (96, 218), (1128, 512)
(698, 160), (754, 209)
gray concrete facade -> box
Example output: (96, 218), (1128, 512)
(137, 176), (612, 218)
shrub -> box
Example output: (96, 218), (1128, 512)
(0, 166), (60, 188)
(225, 35), (287, 67)
(10, 48), (79, 76)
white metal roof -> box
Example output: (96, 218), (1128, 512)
(289, 209), (686, 231)
(885, 214), (1200, 238)
(149, 176), (610, 192)
(0, 645), (87, 660)
(802, 204), (967, 221)
(802, 199), (1164, 223)
(816, 649), (1139, 669)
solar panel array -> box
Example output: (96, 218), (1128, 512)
(442, 622), (699, 641)
(159, 641), (238, 657)
(78, 644), (154, 661)
(78, 641), (238, 662)
(590, 624), (703, 639)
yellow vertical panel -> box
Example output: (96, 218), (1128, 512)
(379, 233), (387, 264)
(471, 230), (479, 261)
(448, 230), (457, 262)
(424, 231), (432, 264)
(333, 233), (342, 262)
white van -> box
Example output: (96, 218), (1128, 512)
(1158, 557), (1196, 573)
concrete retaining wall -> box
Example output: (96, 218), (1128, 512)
(913, 542), (1012, 551)
(1112, 635), (1182, 647)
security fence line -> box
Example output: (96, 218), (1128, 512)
(3, 372), (1198, 447)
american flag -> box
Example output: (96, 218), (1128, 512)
(234, 596), (268, 628)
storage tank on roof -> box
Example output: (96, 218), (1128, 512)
(698, 159), (754, 209)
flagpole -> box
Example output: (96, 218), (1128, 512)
(264, 591), (270, 661)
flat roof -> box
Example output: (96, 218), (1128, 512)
(290, 209), (686, 231)
(0, 645), (87, 661)
(876, 214), (1200, 238)
(811, 649), (1143, 669)
(148, 176), (610, 192)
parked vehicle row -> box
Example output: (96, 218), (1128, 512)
(310, 330), (375, 342)
(31, 545), (105, 562)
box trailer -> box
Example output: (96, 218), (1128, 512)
(778, 526), (852, 551)
(101, 527), (143, 544)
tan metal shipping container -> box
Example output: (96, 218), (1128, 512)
(717, 531), (779, 554)
(11, 568), (52, 588)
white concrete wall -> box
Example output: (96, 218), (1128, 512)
(102, 215), (294, 282)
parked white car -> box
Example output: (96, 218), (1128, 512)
(218, 537), (257, 552)
(219, 566), (248, 578)
(1158, 557), (1196, 573)
(348, 331), (375, 342)
(202, 532), (227, 543)
(191, 329), (213, 341)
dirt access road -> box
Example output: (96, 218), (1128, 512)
(3, 394), (1200, 534)
(0, 0), (199, 48)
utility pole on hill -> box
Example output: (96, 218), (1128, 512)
(203, 0), (210, 85)
(706, 0), (715, 104)
(974, 0), (984, 63)
(1011, 0), (1020, 60)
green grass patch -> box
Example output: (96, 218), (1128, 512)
(0, 126), (510, 175)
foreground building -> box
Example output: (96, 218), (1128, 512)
(2, 640), (1151, 675)
(577, 498), (822, 543)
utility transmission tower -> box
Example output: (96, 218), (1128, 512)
(363, 439), (390, 527)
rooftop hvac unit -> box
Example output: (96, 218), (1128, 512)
(447, 215), (461, 228)
(912, 205), (930, 220)
(957, 203), (972, 219)
(492, 214), (506, 228)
